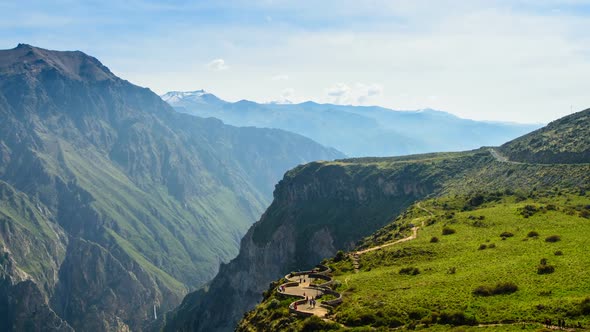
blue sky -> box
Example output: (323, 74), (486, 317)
(2, 0), (590, 123)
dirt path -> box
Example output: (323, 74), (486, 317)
(350, 202), (434, 272)
(488, 148), (525, 165)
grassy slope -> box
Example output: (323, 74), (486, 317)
(333, 192), (590, 327)
(52, 135), (260, 290)
(242, 190), (590, 331)
(0, 181), (65, 289)
(500, 108), (590, 164)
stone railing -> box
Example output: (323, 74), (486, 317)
(277, 264), (342, 318)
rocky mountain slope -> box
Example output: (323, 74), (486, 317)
(163, 90), (540, 157)
(165, 110), (590, 331)
(0, 44), (343, 331)
(500, 108), (590, 164)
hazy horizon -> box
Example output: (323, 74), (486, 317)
(2, 1), (589, 123)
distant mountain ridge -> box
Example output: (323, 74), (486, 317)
(0, 44), (343, 331)
(500, 108), (590, 164)
(163, 90), (542, 157)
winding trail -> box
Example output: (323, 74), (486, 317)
(350, 202), (433, 272)
(489, 148), (524, 165)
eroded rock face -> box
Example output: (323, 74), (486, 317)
(0, 279), (73, 332)
(50, 238), (180, 332)
(164, 161), (440, 332)
(0, 44), (344, 331)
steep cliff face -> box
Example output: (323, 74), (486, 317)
(164, 154), (480, 331)
(164, 146), (590, 331)
(0, 44), (343, 331)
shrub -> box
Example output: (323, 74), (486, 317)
(554, 250), (563, 256)
(266, 299), (280, 309)
(473, 282), (518, 296)
(442, 227), (456, 235)
(333, 250), (346, 262)
(478, 244), (487, 250)
(581, 298), (590, 315)
(540, 258), (548, 265)
(447, 267), (457, 274)
(438, 310), (477, 326)
(399, 267), (420, 275)
(537, 264), (555, 274)
(493, 282), (519, 295)
(500, 231), (514, 238)
(430, 236), (439, 243)
(527, 231), (539, 238)
(545, 235), (561, 243)
(488, 243), (496, 249)
(473, 285), (492, 296)
(300, 315), (340, 331)
(520, 205), (539, 217)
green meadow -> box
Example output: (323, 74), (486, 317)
(329, 191), (590, 329)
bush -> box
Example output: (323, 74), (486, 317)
(447, 267), (457, 274)
(300, 315), (340, 331)
(266, 299), (280, 309)
(500, 231), (514, 238)
(399, 267), (420, 275)
(333, 250), (346, 262)
(438, 310), (477, 326)
(537, 264), (555, 274)
(473, 282), (518, 296)
(581, 298), (590, 315)
(430, 236), (439, 243)
(488, 243), (496, 249)
(554, 250), (563, 256)
(537, 258), (555, 274)
(473, 285), (492, 296)
(442, 227), (456, 235)
(545, 235), (561, 243)
(520, 205), (539, 217)
(527, 231), (539, 238)
(478, 244), (487, 250)
(493, 282), (519, 295)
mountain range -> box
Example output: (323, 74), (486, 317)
(162, 90), (541, 157)
(0, 44), (342, 331)
(164, 109), (590, 331)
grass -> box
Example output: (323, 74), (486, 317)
(323, 192), (590, 329)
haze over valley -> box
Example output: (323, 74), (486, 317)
(1, 1), (590, 331)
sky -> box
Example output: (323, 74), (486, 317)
(1, 0), (590, 123)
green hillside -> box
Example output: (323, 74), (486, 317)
(0, 44), (343, 331)
(500, 108), (590, 164)
(240, 190), (590, 331)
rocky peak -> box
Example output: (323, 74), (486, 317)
(0, 44), (117, 82)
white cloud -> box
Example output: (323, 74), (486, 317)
(326, 83), (383, 105)
(207, 58), (229, 71)
(100, 2), (590, 123)
(271, 74), (289, 81)
(267, 88), (298, 104)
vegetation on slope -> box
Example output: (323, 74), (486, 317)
(243, 190), (590, 330)
(0, 44), (343, 331)
(500, 108), (590, 164)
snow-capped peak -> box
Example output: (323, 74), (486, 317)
(161, 90), (209, 103)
